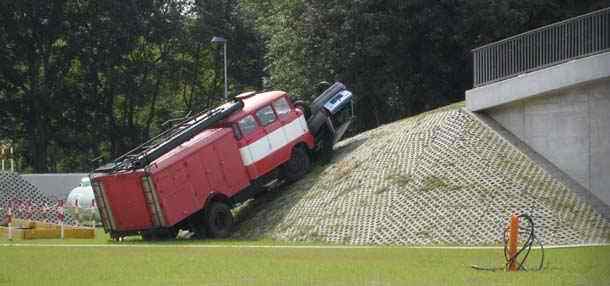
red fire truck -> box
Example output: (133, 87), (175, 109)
(90, 83), (353, 240)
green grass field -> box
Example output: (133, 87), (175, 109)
(1, 230), (609, 286)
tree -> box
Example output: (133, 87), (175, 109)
(0, 0), (80, 172)
(0, 0), (604, 172)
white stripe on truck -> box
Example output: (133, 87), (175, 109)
(239, 115), (308, 166)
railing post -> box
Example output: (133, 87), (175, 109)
(473, 51), (478, 87)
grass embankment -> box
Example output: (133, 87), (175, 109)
(1, 232), (608, 286)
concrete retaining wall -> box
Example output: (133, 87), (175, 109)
(485, 79), (610, 205)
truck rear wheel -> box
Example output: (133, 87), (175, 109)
(204, 201), (234, 238)
(141, 228), (177, 241)
(282, 146), (311, 182)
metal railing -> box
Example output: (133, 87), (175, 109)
(472, 7), (610, 87)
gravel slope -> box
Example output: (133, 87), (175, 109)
(233, 103), (610, 245)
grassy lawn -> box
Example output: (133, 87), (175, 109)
(0, 228), (314, 246)
(0, 231), (608, 286)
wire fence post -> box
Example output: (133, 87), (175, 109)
(58, 200), (65, 240)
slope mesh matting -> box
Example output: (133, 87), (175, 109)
(0, 171), (75, 225)
(233, 106), (610, 245)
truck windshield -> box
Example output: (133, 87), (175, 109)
(272, 97), (291, 117)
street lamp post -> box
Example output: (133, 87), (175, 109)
(211, 36), (228, 100)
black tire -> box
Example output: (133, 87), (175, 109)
(141, 228), (177, 241)
(141, 232), (153, 241)
(161, 228), (178, 240)
(110, 232), (122, 242)
(204, 201), (234, 239)
(316, 128), (334, 164)
(282, 146), (311, 182)
(191, 222), (207, 239)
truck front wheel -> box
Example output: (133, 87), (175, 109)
(282, 146), (311, 182)
(204, 201), (234, 238)
(315, 128), (334, 164)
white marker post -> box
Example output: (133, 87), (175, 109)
(43, 203), (50, 223)
(58, 201), (65, 240)
(7, 206), (13, 241)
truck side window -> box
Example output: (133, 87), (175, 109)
(255, 105), (277, 126)
(238, 115), (258, 136)
(272, 97), (291, 117)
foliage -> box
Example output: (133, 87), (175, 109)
(0, 0), (265, 172)
(0, 0), (605, 172)
(244, 0), (606, 131)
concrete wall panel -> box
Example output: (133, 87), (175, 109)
(487, 101), (525, 138)
(589, 81), (610, 204)
(486, 79), (609, 205)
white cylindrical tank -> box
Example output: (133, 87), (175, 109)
(67, 177), (95, 208)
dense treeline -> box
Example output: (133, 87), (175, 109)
(0, 0), (607, 172)
(0, 0), (264, 172)
(244, 0), (608, 130)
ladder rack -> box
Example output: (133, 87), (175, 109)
(95, 100), (244, 173)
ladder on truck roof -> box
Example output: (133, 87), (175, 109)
(95, 100), (244, 173)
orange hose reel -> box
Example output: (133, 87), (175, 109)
(507, 213), (519, 271)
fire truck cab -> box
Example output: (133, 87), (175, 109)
(227, 91), (314, 182)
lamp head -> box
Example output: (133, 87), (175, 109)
(211, 36), (226, 43)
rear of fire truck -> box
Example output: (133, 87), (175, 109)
(90, 101), (244, 240)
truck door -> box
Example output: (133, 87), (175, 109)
(236, 114), (266, 178)
(254, 105), (284, 173)
(272, 96), (308, 162)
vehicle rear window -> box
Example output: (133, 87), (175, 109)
(255, 105), (277, 126)
(238, 115), (258, 136)
(272, 97), (291, 117)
